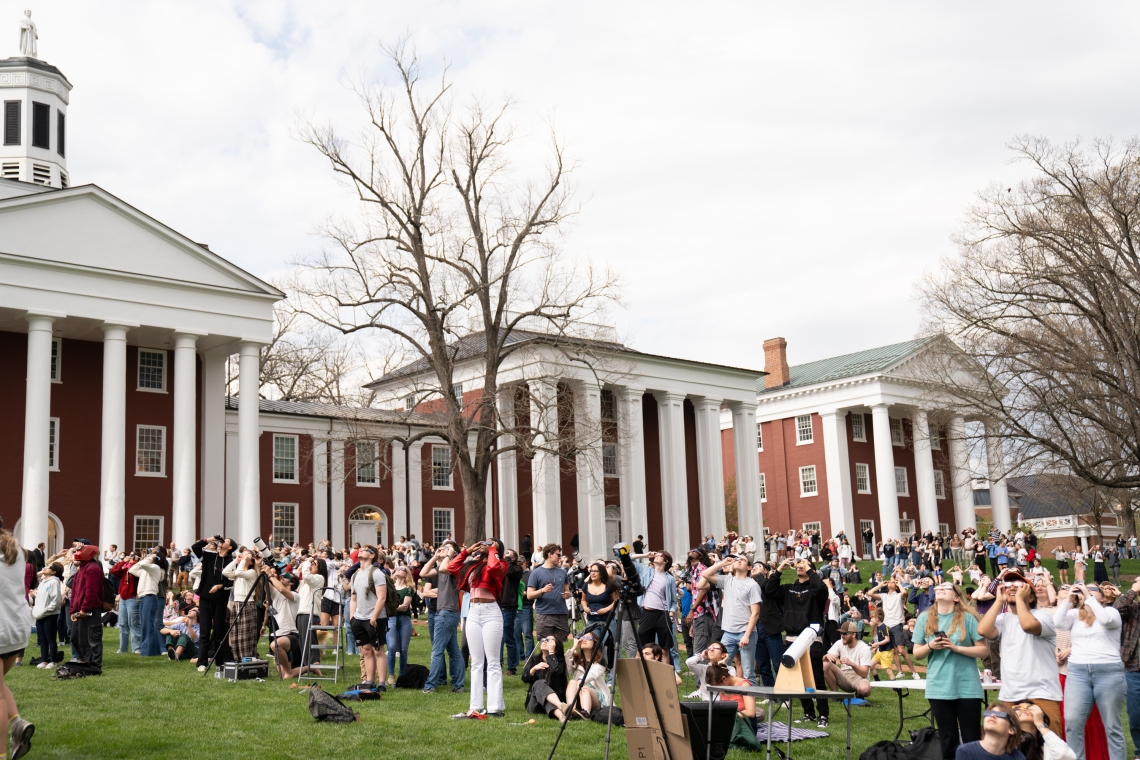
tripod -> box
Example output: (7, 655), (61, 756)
(547, 581), (674, 760)
(201, 570), (277, 678)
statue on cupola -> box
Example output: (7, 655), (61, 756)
(19, 10), (36, 58)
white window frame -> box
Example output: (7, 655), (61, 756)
(432, 508), (454, 546)
(859, 519), (876, 555)
(796, 414), (814, 445)
(802, 521), (822, 534)
(356, 440), (379, 486)
(135, 424), (166, 477)
(855, 462), (871, 494)
(431, 444), (453, 490)
(272, 434), (299, 484)
(933, 470), (946, 499)
(939, 522), (950, 537)
(602, 442), (618, 478)
(894, 466), (909, 496)
(133, 515), (164, 554)
(48, 417), (59, 471)
(930, 429), (941, 450)
(889, 418), (903, 446)
(451, 383), (464, 403)
(404, 393), (416, 412)
(899, 518), (915, 536)
(50, 338), (61, 383)
(756, 424), (763, 452)
(799, 465), (818, 497)
(759, 472), (767, 502)
(136, 348), (167, 393)
(272, 502), (299, 546)
(850, 412), (865, 442)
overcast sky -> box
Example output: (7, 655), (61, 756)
(30, 2), (1140, 373)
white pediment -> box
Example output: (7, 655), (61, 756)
(0, 186), (280, 295)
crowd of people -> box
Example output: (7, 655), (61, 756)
(4, 516), (1140, 760)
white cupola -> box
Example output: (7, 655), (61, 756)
(0, 11), (71, 188)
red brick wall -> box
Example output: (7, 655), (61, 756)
(0, 331), (27, 535)
(49, 338), (105, 546)
(848, 412), (881, 549)
(683, 399), (701, 547)
(422, 441), (465, 544)
(344, 438), (394, 546)
(643, 394), (663, 550)
(125, 346), (176, 551)
(758, 414), (829, 535)
(259, 431), (314, 545)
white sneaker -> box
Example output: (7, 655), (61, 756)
(912, 673), (922, 680)
(686, 690), (701, 699)
(197, 665), (207, 673)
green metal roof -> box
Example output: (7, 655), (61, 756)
(758, 337), (931, 394)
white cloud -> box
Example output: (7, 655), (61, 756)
(26, 1), (1140, 372)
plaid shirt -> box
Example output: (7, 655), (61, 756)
(1114, 590), (1140, 671)
(690, 563), (718, 618)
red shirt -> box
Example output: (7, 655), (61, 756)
(71, 560), (105, 613)
(111, 561), (140, 600)
(448, 545), (506, 599)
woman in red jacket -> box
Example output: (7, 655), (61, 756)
(449, 539), (507, 719)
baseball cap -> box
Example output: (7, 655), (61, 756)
(838, 621), (858, 635)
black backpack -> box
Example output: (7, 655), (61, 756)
(394, 663), (430, 690)
(101, 573), (118, 612)
(308, 685), (359, 723)
(903, 728), (942, 760)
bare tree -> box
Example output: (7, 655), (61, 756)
(917, 136), (1140, 495)
(291, 41), (619, 544)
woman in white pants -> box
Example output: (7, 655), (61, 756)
(448, 539), (507, 719)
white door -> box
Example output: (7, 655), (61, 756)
(351, 521), (377, 547)
(604, 505), (622, 549)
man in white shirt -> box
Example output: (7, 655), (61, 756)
(823, 622), (872, 697)
(978, 571), (1062, 730)
(267, 568), (300, 680)
(700, 555), (761, 681)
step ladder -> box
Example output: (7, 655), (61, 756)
(297, 596), (347, 686)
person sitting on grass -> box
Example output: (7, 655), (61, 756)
(868, 608), (898, 681)
(686, 642), (734, 698)
(522, 634), (568, 721)
(954, 702), (1026, 760)
(705, 663), (761, 746)
(641, 643), (683, 686)
(823, 621), (873, 698)
(564, 631), (610, 720)
(1012, 702), (1076, 760)
(159, 608), (200, 661)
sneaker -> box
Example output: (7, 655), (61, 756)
(376, 684), (387, 693)
(757, 699), (769, 705)
(422, 686), (437, 694)
(817, 716), (829, 729)
(912, 673), (922, 680)
(167, 649), (176, 661)
(794, 715), (816, 724)
(451, 685), (464, 693)
(505, 670), (516, 677)
(451, 711), (487, 720)
(485, 711), (505, 718)
(685, 690), (702, 700)
(197, 665), (207, 673)
(9, 715), (35, 760)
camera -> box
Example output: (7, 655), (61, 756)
(613, 543), (645, 597)
(252, 537), (274, 563)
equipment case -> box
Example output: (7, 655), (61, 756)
(221, 659), (269, 681)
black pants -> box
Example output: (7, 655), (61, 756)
(928, 698), (981, 759)
(72, 611), (103, 668)
(197, 597), (231, 666)
(989, 557), (1000, 577)
(637, 609), (675, 664)
(799, 641), (829, 718)
(36, 616), (58, 663)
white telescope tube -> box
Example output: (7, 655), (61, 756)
(780, 626), (819, 669)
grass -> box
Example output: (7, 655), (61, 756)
(6, 558), (1134, 759)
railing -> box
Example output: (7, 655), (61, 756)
(1019, 515), (1078, 531)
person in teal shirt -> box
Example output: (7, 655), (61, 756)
(912, 582), (991, 760)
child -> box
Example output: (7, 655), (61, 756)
(867, 608), (897, 681)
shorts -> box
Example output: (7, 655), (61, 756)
(872, 650), (895, 669)
(833, 667), (866, 693)
(0, 648), (25, 660)
(320, 598), (340, 617)
(888, 624), (906, 648)
(1056, 560), (1069, 570)
(274, 631), (301, 655)
(350, 618), (388, 648)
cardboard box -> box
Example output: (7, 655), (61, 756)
(616, 659), (692, 760)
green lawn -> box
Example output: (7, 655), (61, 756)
(7, 558), (1135, 760)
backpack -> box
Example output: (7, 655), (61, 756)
(363, 567), (400, 618)
(902, 727), (942, 760)
(860, 741), (909, 760)
(394, 663), (430, 690)
(53, 661), (102, 680)
(308, 684), (360, 723)
(590, 706), (624, 726)
(101, 573), (118, 612)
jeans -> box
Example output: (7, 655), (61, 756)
(720, 629), (756, 682)
(35, 615), (58, 664)
(138, 594), (163, 656)
(386, 615), (412, 675)
(928, 699), (981, 760)
(517, 607), (534, 658)
(426, 609), (464, 689)
(1064, 662), (1126, 760)
(1125, 670), (1140, 753)
(754, 627), (776, 687)
(117, 597), (141, 653)
(466, 602), (504, 713)
(500, 607), (519, 671)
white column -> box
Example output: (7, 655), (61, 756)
(329, 437), (346, 548)
(870, 403), (901, 541)
(729, 401), (763, 539)
(98, 323), (129, 552)
(237, 341), (261, 544)
(408, 441), (424, 541)
(171, 333), (199, 549)
(693, 396), (726, 539)
(983, 422), (1012, 533)
(574, 382), (606, 562)
(20, 314), (55, 549)
(617, 386), (648, 548)
(496, 391), (519, 551)
(820, 409), (854, 539)
(200, 351), (227, 538)
(653, 391), (689, 560)
(312, 437), (329, 542)
(912, 409), (940, 535)
(392, 441), (407, 541)
(947, 415), (976, 534)
(530, 379), (561, 546)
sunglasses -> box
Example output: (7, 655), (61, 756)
(984, 711), (1013, 722)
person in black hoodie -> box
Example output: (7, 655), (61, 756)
(498, 549), (525, 675)
(751, 562), (783, 688)
(191, 535), (235, 671)
(764, 557), (830, 728)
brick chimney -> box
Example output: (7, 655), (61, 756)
(763, 337), (790, 389)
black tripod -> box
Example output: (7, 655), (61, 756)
(547, 580), (674, 760)
(201, 570), (276, 678)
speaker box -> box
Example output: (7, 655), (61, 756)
(679, 701), (737, 760)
